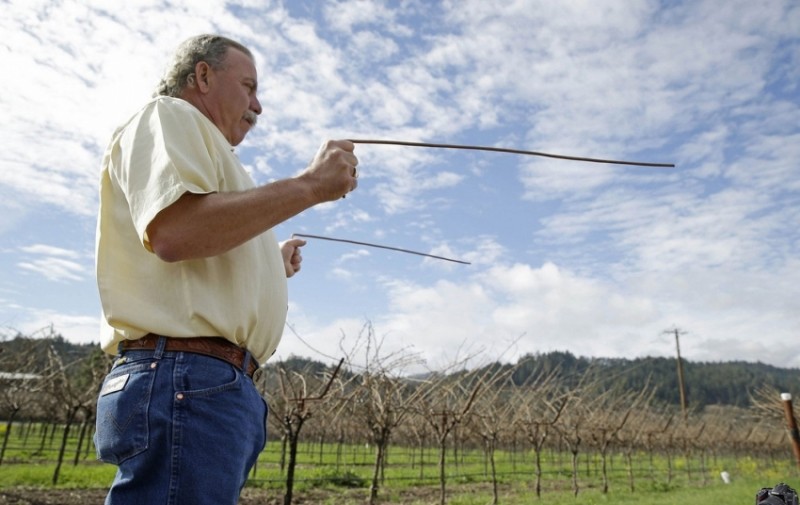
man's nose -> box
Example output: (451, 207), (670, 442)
(251, 95), (262, 116)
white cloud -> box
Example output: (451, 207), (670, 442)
(323, 0), (398, 33)
(20, 245), (81, 259)
(1, 0), (798, 371)
(19, 310), (101, 346)
(16, 244), (90, 282)
(18, 258), (85, 282)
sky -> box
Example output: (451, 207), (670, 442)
(1, 0), (799, 373)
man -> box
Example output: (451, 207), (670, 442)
(94, 34), (358, 504)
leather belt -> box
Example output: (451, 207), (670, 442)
(120, 333), (259, 378)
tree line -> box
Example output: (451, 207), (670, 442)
(276, 349), (800, 410)
(3, 332), (799, 412)
(507, 351), (800, 408)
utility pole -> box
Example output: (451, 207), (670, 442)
(663, 327), (688, 421)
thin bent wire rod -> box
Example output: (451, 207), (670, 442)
(293, 233), (471, 265)
(349, 139), (675, 168)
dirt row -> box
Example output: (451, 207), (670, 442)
(0, 486), (447, 505)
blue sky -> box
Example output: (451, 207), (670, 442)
(1, 0), (799, 371)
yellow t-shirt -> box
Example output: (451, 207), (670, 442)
(95, 96), (287, 363)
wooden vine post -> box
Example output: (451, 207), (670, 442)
(780, 393), (800, 470)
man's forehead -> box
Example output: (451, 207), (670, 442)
(226, 48), (257, 73)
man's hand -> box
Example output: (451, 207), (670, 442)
(280, 238), (307, 278)
(300, 140), (359, 202)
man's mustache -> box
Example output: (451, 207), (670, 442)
(244, 110), (258, 127)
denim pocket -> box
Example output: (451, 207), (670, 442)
(94, 359), (158, 464)
(180, 355), (240, 397)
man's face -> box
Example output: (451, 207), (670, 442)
(201, 48), (262, 146)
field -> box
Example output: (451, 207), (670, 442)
(1, 422), (797, 505)
(3, 339), (799, 504)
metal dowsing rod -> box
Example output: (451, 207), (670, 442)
(299, 140), (673, 263)
(349, 139), (676, 168)
(292, 233), (471, 265)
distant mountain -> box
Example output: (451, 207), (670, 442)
(3, 336), (797, 408)
(506, 351), (800, 408)
(0, 334), (100, 373)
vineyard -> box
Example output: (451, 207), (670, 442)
(1, 328), (798, 504)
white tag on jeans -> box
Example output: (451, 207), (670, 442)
(100, 374), (130, 396)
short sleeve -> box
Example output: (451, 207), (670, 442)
(110, 98), (225, 249)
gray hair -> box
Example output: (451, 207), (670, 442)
(153, 34), (253, 97)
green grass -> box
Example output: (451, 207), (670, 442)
(2, 424), (799, 504)
(244, 477), (797, 505)
(240, 441), (800, 504)
(444, 478), (775, 505)
(0, 463), (116, 488)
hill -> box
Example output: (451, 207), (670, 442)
(2, 335), (798, 409)
(506, 351), (800, 409)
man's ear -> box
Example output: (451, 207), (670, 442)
(195, 61), (211, 92)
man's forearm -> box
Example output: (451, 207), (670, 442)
(147, 140), (358, 262)
(146, 176), (318, 262)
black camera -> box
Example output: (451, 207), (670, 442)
(757, 483), (799, 505)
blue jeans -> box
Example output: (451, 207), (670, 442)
(94, 337), (268, 505)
